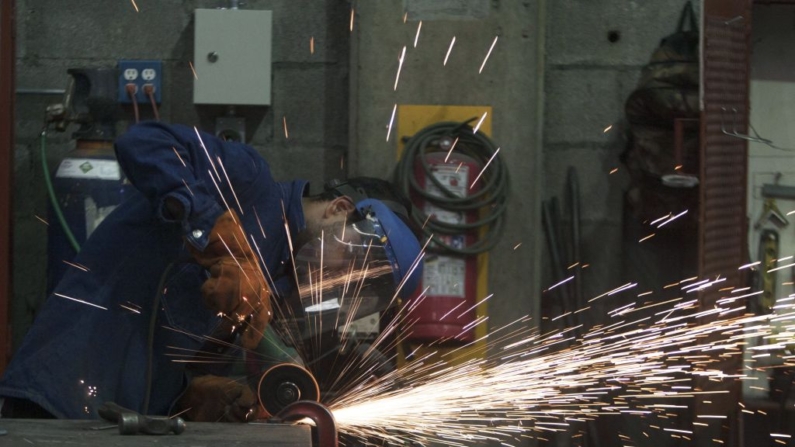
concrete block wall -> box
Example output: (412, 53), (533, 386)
(542, 5), (703, 445)
(12, 0), (350, 348)
(10, 0), (702, 359)
(350, 0), (542, 341)
(542, 0), (700, 308)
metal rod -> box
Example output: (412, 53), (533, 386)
(15, 88), (66, 95)
(762, 184), (795, 200)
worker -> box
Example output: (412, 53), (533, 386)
(0, 121), (423, 422)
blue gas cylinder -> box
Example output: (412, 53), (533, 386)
(46, 142), (131, 295)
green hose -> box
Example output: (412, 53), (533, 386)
(394, 121), (510, 255)
(41, 130), (81, 253)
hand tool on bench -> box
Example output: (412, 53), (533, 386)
(97, 401), (185, 435)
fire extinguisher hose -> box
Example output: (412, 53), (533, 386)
(394, 120), (510, 255)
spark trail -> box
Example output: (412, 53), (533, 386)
(329, 287), (795, 446)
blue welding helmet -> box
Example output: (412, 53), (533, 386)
(289, 184), (424, 338)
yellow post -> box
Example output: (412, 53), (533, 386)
(395, 104), (493, 368)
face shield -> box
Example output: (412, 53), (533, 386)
(287, 199), (423, 340)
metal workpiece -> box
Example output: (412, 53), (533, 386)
(272, 400), (338, 447)
(0, 419), (312, 446)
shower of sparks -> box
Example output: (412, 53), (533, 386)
(119, 303), (141, 314)
(189, 61), (198, 80)
(479, 36), (499, 74)
(413, 21), (422, 47)
(130, 0), (139, 12)
(444, 137), (460, 162)
(656, 210), (688, 228)
(473, 111), (488, 134)
(604, 124), (613, 133)
(350, 8), (355, 32)
(588, 282), (636, 303)
(53, 293), (107, 310)
(283, 116), (289, 139)
(215, 156), (244, 215)
(547, 275), (574, 291)
(394, 46), (407, 91)
(62, 260), (90, 272)
(328, 281), (795, 446)
(739, 261), (760, 270)
(650, 213), (672, 226)
(207, 169), (235, 220)
(252, 207), (267, 239)
(386, 104), (397, 142)
(768, 262), (795, 273)
(172, 147), (186, 167)
(194, 127), (220, 181)
(421, 213), (432, 229)
(609, 167), (618, 174)
(181, 179), (194, 197)
(310, 37), (315, 54)
(444, 36), (456, 66)
(470, 147), (500, 189)
(297, 265), (394, 301)
(639, 233), (655, 243)
(34, 215), (49, 226)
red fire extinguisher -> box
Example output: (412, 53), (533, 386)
(396, 120), (508, 346)
(405, 150), (482, 344)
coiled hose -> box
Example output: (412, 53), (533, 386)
(394, 121), (510, 255)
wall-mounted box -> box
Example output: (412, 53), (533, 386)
(193, 9), (272, 106)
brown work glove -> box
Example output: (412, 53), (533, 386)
(189, 209), (272, 349)
(173, 375), (257, 422)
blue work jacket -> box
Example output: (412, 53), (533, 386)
(0, 122), (307, 419)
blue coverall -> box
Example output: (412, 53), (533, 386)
(0, 122), (307, 418)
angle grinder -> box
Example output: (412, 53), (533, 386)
(257, 363), (320, 417)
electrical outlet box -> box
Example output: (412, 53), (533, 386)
(118, 60), (162, 104)
(193, 9), (272, 105)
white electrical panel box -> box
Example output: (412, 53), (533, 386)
(193, 9), (272, 105)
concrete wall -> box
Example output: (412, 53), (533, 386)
(544, 0), (701, 311)
(544, 1), (701, 445)
(350, 0), (543, 341)
(349, 0), (700, 340)
(8, 0), (710, 444)
(12, 0), (350, 348)
(11, 0), (700, 392)
(744, 3), (795, 401)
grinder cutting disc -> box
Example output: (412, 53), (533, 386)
(257, 363), (320, 417)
